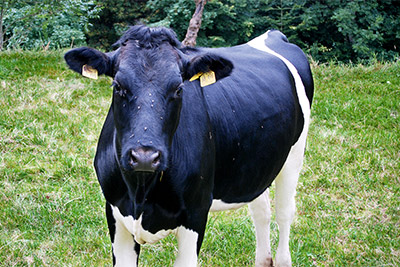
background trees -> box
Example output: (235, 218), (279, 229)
(0, 0), (100, 50)
(1, 0), (399, 62)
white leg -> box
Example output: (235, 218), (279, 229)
(275, 170), (296, 267)
(174, 226), (199, 267)
(248, 189), (273, 267)
(113, 219), (138, 267)
(274, 133), (307, 267)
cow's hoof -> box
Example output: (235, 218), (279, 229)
(275, 259), (292, 267)
(255, 257), (273, 267)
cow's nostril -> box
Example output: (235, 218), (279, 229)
(152, 151), (161, 168)
(130, 150), (140, 165)
(129, 148), (161, 172)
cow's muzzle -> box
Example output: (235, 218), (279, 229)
(129, 147), (161, 172)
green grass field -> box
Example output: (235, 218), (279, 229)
(0, 51), (399, 266)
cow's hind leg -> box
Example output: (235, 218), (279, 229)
(274, 134), (307, 267)
(106, 202), (140, 267)
(249, 189), (273, 267)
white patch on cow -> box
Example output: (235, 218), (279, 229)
(112, 216), (139, 267)
(210, 199), (248, 212)
(247, 31), (311, 267)
(111, 205), (199, 267)
(111, 205), (175, 245)
(174, 226), (199, 267)
(273, 127), (309, 267)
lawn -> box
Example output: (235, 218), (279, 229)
(0, 51), (399, 266)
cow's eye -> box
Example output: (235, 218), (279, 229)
(174, 85), (183, 99)
(113, 82), (126, 98)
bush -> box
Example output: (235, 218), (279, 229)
(2, 0), (101, 50)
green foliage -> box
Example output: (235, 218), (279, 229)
(294, 0), (400, 62)
(1, 51), (399, 266)
(140, 0), (399, 62)
(86, 0), (148, 49)
(198, 0), (262, 47)
(144, 0), (264, 47)
(2, 0), (100, 50)
(331, 0), (399, 61)
(1, 0), (399, 61)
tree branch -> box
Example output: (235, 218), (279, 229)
(182, 0), (207, 47)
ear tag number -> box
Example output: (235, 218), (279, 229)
(82, 64), (98, 80)
(200, 71), (216, 87)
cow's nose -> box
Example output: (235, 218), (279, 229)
(129, 148), (161, 172)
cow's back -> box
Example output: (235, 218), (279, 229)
(263, 30), (314, 104)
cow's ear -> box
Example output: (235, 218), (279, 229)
(64, 47), (114, 77)
(184, 53), (233, 82)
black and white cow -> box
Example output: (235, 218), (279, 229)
(64, 25), (313, 267)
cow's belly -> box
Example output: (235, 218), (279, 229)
(211, 137), (292, 203)
(111, 205), (175, 245)
(210, 199), (248, 212)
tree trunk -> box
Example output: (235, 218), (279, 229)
(182, 0), (207, 47)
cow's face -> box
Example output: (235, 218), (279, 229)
(64, 26), (233, 180)
(111, 42), (184, 174)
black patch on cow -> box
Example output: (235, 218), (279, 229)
(134, 243), (141, 263)
(105, 202), (117, 265)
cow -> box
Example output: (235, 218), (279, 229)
(64, 25), (313, 267)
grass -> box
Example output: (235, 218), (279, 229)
(0, 50), (399, 266)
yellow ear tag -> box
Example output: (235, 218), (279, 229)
(82, 64), (98, 80)
(189, 72), (203, 82)
(200, 70), (216, 87)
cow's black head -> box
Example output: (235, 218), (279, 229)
(65, 25), (233, 181)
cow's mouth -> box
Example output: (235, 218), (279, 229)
(133, 171), (161, 186)
(125, 171), (163, 204)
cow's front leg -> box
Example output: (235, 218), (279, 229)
(106, 202), (140, 267)
(174, 226), (201, 267)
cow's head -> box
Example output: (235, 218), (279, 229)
(65, 25), (233, 181)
